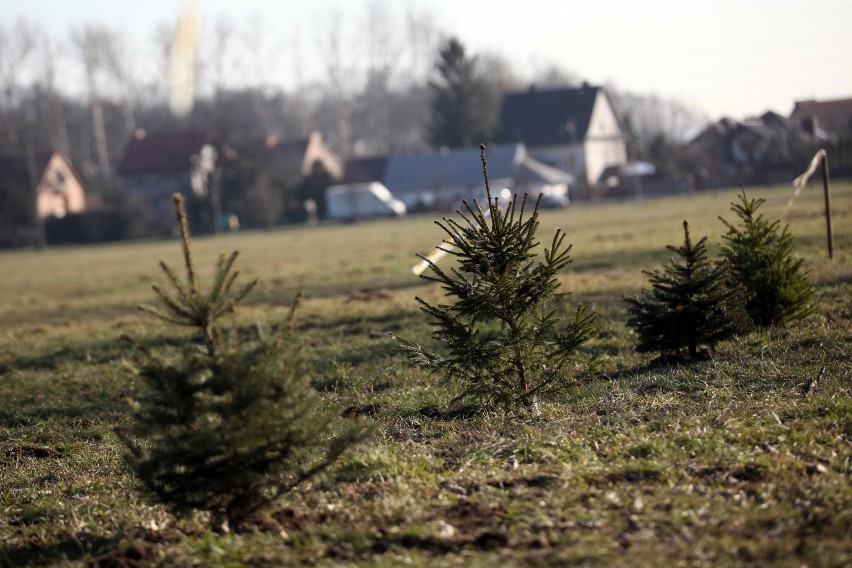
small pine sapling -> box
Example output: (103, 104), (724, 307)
(120, 194), (358, 530)
(719, 186), (816, 326)
(397, 145), (597, 412)
(625, 220), (750, 360)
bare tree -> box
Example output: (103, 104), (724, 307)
(38, 34), (71, 154)
(403, 5), (441, 87)
(316, 10), (353, 157)
(611, 88), (708, 146)
(475, 52), (524, 137)
(73, 25), (133, 177)
(199, 16), (235, 103)
(0, 18), (36, 152)
(101, 34), (137, 135)
(238, 12), (285, 134)
(527, 61), (581, 89)
(351, 1), (397, 154)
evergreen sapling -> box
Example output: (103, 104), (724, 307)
(719, 187), (816, 326)
(625, 220), (750, 360)
(120, 194), (358, 530)
(397, 146), (597, 412)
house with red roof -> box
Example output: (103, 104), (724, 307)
(791, 96), (852, 142)
(117, 129), (216, 234)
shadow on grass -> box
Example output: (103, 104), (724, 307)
(248, 278), (427, 304)
(573, 247), (670, 273)
(1, 534), (120, 568)
(298, 309), (414, 336)
(1, 334), (192, 374)
(416, 404), (480, 421)
(311, 343), (401, 378)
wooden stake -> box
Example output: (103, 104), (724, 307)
(821, 152), (834, 260)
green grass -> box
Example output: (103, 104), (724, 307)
(1, 182), (851, 566)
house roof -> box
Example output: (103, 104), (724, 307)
(737, 119), (777, 140)
(382, 145), (522, 194)
(0, 150), (85, 189)
(117, 131), (213, 175)
(260, 131), (343, 183)
(496, 84), (602, 146)
(342, 156), (388, 184)
(792, 97), (852, 133)
(264, 136), (310, 180)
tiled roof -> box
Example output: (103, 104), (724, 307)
(342, 157), (388, 184)
(793, 97), (852, 133)
(382, 145), (521, 194)
(496, 85), (600, 146)
(117, 131), (212, 174)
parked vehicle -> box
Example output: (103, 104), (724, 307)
(326, 182), (407, 220)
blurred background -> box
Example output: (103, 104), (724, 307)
(1, 0), (851, 247)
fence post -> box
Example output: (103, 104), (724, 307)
(821, 152), (834, 260)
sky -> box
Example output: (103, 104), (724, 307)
(3, 0), (852, 121)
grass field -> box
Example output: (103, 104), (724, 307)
(1, 181), (850, 566)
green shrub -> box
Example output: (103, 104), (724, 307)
(719, 187), (816, 326)
(625, 220), (750, 360)
(119, 194), (359, 530)
(397, 146), (597, 412)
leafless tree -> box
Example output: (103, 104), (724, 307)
(73, 26), (111, 177)
(527, 61), (581, 89)
(0, 18), (36, 152)
(316, 10), (354, 157)
(238, 12), (286, 134)
(404, 5), (441, 87)
(72, 25), (137, 176)
(611, 88), (707, 146)
(476, 52), (524, 137)
(199, 16), (235, 103)
(38, 34), (71, 154)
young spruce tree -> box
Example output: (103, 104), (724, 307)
(719, 187), (816, 326)
(398, 146), (597, 412)
(120, 194), (358, 530)
(625, 220), (750, 360)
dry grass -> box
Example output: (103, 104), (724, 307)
(1, 181), (850, 566)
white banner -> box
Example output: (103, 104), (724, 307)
(789, 149), (826, 208)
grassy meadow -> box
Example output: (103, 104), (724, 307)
(1, 181), (851, 566)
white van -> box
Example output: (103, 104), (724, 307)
(325, 182), (407, 221)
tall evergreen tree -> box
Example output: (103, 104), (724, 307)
(398, 146), (597, 412)
(719, 187), (816, 326)
(427, 37), (492, 149)
(120, 194), (358, 529)
(625, 220), (750, 360)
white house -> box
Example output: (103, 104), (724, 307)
(496, 83), (628, 189)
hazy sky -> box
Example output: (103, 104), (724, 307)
(4, 0), (852, 120)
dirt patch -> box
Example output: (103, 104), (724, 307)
(486, 474), (559, 490)
(4, 445), (65, 459)
(590, 467), (664, 485)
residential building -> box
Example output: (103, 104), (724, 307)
(379, 144), (572, 211)
(117, 130), (216, 233)
(0, 150), (87, 220)
(791, 96), (852, 141)
(495, 83), (628, 190)
(683, 112), (818, 188)
(0, 150), (90, 246)
(260, 131), (344, 187)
